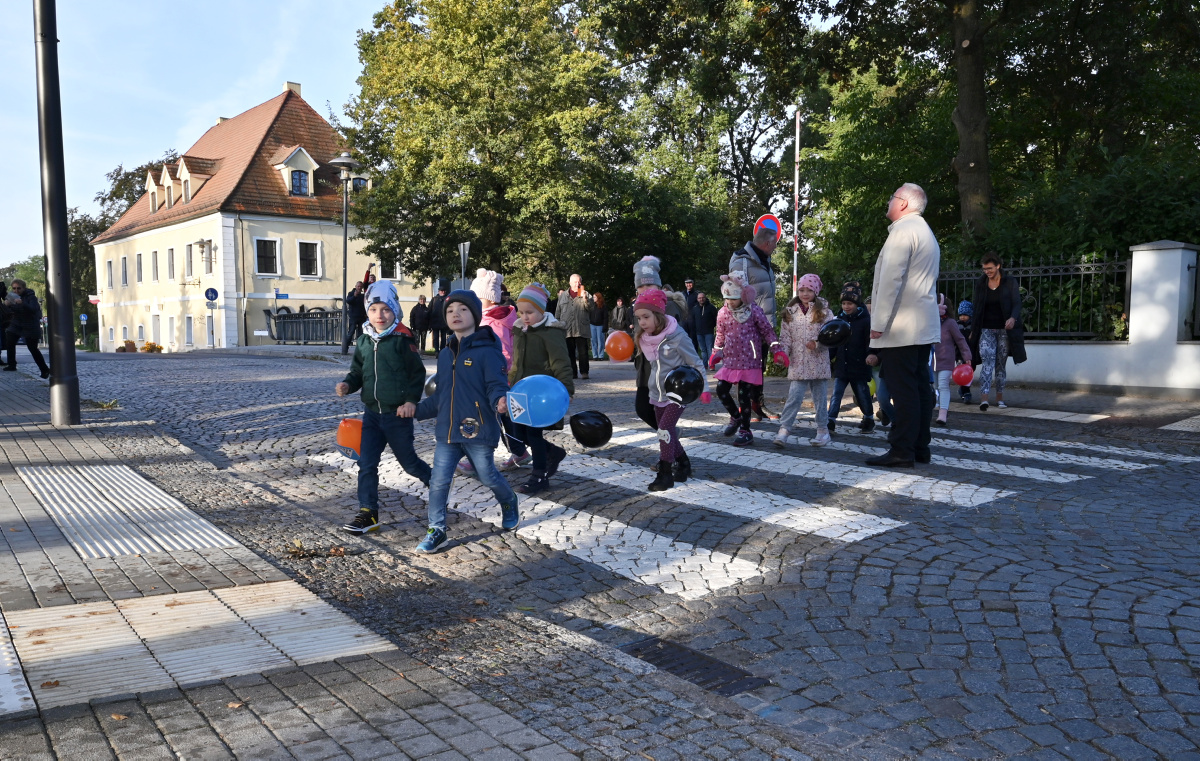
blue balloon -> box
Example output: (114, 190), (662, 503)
(507, 375), (570, 428)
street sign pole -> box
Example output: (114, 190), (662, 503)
(458, 242), (470, 289)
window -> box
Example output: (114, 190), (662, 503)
(185, 318), (193, 345)
(150, 190), (157, 212)
(352, 177), (368, 193)
(168, 316), (175, 344)
(166, 186), (173, 209)
(182, 179), (190, 203)
(108, 327), (114, 342)
(204, 241), (213, 275)
(151, 251), (159, 281)
(185, 244), (193, 279)
(106, 260), (113, 289)
(298, 241), (319, 277)
(255, 239), (279, 276)
(122, 326), (129, 340)
(290, 170), (308, 196)
(167, 248), (174, 280)
(379, 260), (397, 279)
(136, 253), (143, 283)
(137, 325), (145, 341)
(121, 257), (128, 286)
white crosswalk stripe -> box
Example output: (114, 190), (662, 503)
(932, 427), (1200, 462)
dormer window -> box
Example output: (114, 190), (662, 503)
(150, 190), (157, 213)
(183, 179), (191, 203)
(166, 186), (173, 209)
(271, 145), (318, 197)
(291, 170), (309, 196)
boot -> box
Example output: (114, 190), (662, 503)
(648, 463), (674, 492)
(671, 453), (692, 483)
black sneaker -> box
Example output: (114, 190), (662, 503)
(733, 429), (754, 447)
(858, 418), (876, 433)
(723, 418), (741, 437)
(546, 447), (566, 478)
(40, 368), (50, 379)
(343, 509), (380, 535)
(517, 474), (549, 495)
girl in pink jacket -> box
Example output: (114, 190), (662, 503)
(775, 274), (835, 447)
(710, 271), (787, 446)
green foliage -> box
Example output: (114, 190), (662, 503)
(95, 150), (178, 221)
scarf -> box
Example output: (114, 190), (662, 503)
(731, 304), (752, 324)
(363, 319), (399, 341)
(638, 316), (677, 361)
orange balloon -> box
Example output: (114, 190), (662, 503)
(605, 331), (634, 362)
(336, 417), (362, 460)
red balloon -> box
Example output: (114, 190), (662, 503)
(951, 364), (974, 386)
(605, 331), (634, 362)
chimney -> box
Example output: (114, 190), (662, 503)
(283, 81), (301, 96)
(215, 117), (229, 125)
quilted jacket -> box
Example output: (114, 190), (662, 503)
(778, 301), (834, 381)
(713, 302), (780, 371)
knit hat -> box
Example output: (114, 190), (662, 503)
(444, 289), (482, 327)
(958, 300), (974, 317)
(633, 288), (667, 315)
(364, 279), (403, 324)
(517, 282), (549, 313)
(839, 281), (863, 306)
(720, 271), (752, 301)
(798, 273), (822, 294)
(470, 268), (503, 304)
(633, 256), (663, 288)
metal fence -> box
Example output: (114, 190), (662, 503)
(937, 257), (1131, 340)
(266, 309), (344, 344)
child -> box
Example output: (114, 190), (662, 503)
(956, 300), (974, 404)
(335, 281), (431, 535)
(775, 274), (834, 447)
(632, 255), (665, 433)
(411, 290), (518, 553)
(633, 289), (711, 490)
(934, 294), (972, 425)
(509, 283), (575, 495)
(827, 282), (874, 435)
(456, 269), (531, 475)
(710, 271), (787, 447)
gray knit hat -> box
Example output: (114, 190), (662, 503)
(633, 256), (663, 288)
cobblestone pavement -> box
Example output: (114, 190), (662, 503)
(5, 352), (1200, 759)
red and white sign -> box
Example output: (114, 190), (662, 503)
(87, 294), (101, 305)
(754, 214), (783, 243)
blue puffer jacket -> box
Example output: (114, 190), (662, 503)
(416, 326), (508, 447)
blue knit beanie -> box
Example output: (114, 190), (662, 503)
(957, 300), (973, 317)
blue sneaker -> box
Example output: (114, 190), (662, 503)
(415, 527), (448, 553)
(500, 496), (520, 531)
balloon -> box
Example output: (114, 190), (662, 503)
(570, 411), (612, 448)
(663, 366), (704, 405)
(336, 417), (362, 461)
(424, 373), (437, 398)
(869, 379), (876, 397)
(605, 331), (634, 362)
(818, 319), (852, 348)
(507, 374), (570, 428)
(952, 364), (974, 386)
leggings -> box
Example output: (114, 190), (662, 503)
(978, 329), (1009, 396)
(936, 370), (953, 411)
(653, 404), (686, 463)
(716, 380), (755, 432)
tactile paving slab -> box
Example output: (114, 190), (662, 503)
(0, 611), (35, 718)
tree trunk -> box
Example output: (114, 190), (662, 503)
(950, 0), (992, 237)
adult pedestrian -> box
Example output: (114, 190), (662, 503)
(589, 293), (608, 360)
(341, 280), (367, 354)
(0, 282), (9, 337)
(682, 278), (699, 349)
(689, 291), (718, 368)
(3, 280), (50, 378)
(968, 254), (1026, 411)
(730, 218), (781, 420)
(865, 183), (941, 468)
(610, 296), (632, 335)
(429, 284), (450, 352)
(555, 273), (594, 379)
(409, 294), (431, 352)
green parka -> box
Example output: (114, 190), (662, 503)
(509, 313), (575, 395)
(343, 327), (426, 413)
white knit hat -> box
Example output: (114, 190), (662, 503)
(720, 271), (748, 301)
(470, 268), (503, 304)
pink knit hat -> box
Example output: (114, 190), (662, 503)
(798, 273), (822, 294)
(633, 288), (667, 315)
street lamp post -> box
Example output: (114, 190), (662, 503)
(458, 242), (470, 289)
(328, 152), (361, 354)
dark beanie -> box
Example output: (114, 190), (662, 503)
(840, 281), (863, 306)
(444, 289), (482, 326)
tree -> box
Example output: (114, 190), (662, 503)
(95, 150), (178, 221)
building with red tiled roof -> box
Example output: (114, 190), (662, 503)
(91, 83), (424, 351)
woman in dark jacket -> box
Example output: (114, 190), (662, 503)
(589, 293), (608, 359)
(968, 254), (1025, 411)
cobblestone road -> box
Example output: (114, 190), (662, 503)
(9, 351), (1200, 759)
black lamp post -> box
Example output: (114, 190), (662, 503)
(328, 152), (361, 354)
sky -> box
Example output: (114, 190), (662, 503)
(0, 0), (383, 268)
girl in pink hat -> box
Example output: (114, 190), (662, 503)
(776, 274), (835, 447)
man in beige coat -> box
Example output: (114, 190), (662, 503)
(865, 183), (941, 467)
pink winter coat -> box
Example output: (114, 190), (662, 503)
(778, 301), (834, 381)
(481, 304), (519, 372)
(713, 302), (780, 371)
(933, 317), (971, 372)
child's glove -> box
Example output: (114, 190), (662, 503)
(773, 351), (789, 368)
(708, 352), (722, 370)
(700, 391), (712, 404)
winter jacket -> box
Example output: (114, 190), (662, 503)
(778, 301), (834, 381)
(416, 326), (509, 447)
(509, 313), (575, 396)
(4, 289), (43, 339)
(346, 288), (367, 326)
(554, 289), (593, 338)
(588, 305), (608, 328)
(934, 317), (971, 372)
(968, 274), (1027, 366)
(409, 302), (431, 333)
(690, 302), (718, 336)
(869, 213), (941, 349)
(643, 324), (709, 404)
(713, 302), (780, 371)
(428, 294), (447, 331)
(729, 242), (777, 322)
(342, 327), (426, 414)
(610, 305), (632, 333)
(831, 307), (873, 381)
(481, 304), (519, 372)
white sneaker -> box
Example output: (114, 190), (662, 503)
(997, 401), (1008, 409)
(773, 429), (789, 448)
(500, 453), (532, 470)
(811, 430), (831, 447)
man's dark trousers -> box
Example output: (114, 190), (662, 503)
(5, 331), (49, 373)
(878, 344), (934, 459)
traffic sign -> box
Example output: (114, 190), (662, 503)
(204, 287), (218, 301)
(205, 300), (218, 309)
(79, 314), (88, 323)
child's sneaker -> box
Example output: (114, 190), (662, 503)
(546, 447), (567, 478)
(997, 401), (1008, 409)
(343, 509), (380, 535)
(455, 459), (476, 477)
(812, 430), (831, 447)
(773, 428), (789, 448)
(960, 392), (973, 404)
(723, 418), (741, 437)
(979, 401), (989, 411)
(500, 497), (520, 531)
(500, 453), (532, 470)
(733, 429), (754, 447)
(517, 473), (549, 495)
(415, 527), (448, 553)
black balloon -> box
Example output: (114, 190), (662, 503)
(424, 373), (437, 398)
(569, 411), (613, 448)
(663, 366), (704, 405)
(818, 319), (852, 348)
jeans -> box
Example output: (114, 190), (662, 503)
(341, 323), (362, 354)
(5, 331), (49, 373)
(513, 424), (564, 474)
(879, 344), (935, 459)
(780, 378), (828, 432)
(427, 441), (516, 531)
(874, 371), (896, 420)
(357, 409), (431, 512)
(936, 370), (953, 411)
(590, 325), (606, 359)
(828, 377), (872, 423)
(694, 334), (714, 368)
(565, 336), (590, 377)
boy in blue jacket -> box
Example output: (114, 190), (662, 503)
(407, 290), (519, 553)
(335, 280), (431, 535)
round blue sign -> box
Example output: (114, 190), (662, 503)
(204, 287), (219, 301)
(79, 314), (88, 323)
